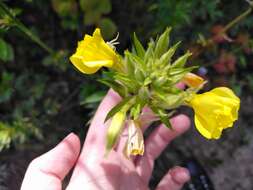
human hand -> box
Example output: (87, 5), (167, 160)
(21, 90), (191, 190)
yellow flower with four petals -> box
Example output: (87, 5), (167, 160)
(189, 87), (240, 139)
(70, 28), (120, 74)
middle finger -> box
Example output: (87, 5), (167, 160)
(135, 114), (190, 184)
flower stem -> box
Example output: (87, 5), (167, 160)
(191, 6), (252, 59)
(0, 2), (54, 54)
(222, 7), (252, 33)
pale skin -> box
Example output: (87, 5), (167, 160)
(21, 89), (191, 190)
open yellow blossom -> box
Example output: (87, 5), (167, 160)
(189, 87), (240, 139)
(182, 73), (206, 88)
(70, 28), (120, 74)
(124, 120), (144, 158)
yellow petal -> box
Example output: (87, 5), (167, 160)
(211, 87), (240, 120)
(211, 87), (240, 102)
(70, 55), (100, 74)
(93, 28), (103, 39)
(84, 60), (114, 68)
(194, 115), (212, 139)
(195, 115), (222, 139)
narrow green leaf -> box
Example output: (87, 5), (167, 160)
(125, 51), (146, 80)
(160, 115), (172, 129)
(98, 79), (126, 97)
(125, 50), (135, 75)
(171, 52), (192, 68)
(151, 107), (172, 129)
(144, 40), (155, 64)
(125, 50), (145, 66)
(154, 27), (171, 58)
(143, 77), (152, 86)
(105, 96), (133, 122)
(80, 91), (106, 105)
(169, 66), (199, 85)
(138, 86), (149, 104)
(134, 68), (145, 83)
(157, 42), (181, 67)
(130, 103), (142, 120)
(114, 73), (139, 92)
(133, 32), (145, 58)
(169, 66), (198, 76)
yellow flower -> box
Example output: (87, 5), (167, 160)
(70, 28), (120, 74)
(189, 87), (240, 139)
(124, 120), (144, 158)
(182, 73), (206, 88)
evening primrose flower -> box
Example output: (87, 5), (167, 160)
(70, 28), (120, 74)
(189, 87), (240, 139)
(124, 120), (144, 158)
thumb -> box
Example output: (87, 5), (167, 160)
(21, 133), (80, 190)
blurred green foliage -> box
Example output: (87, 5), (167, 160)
(0, 118), (42, 151)
(0, 3), (19, 62)
(51, 0), (78, 30)
(0, 72), (13, 103)
(0, 38), (14, 61)
(150, 0), (222, 31)
(52, 0), (117, 39)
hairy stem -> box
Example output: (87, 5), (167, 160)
(0, 2), (54, 54)
(222, 7), (252, 33)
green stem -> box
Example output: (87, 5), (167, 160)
(192, 6), (253, 58)
(222, 7), (252, 33)
(0, 2), (54, 54)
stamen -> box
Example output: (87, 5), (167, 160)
(107, 32), (120, 50)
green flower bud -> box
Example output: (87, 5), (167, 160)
(106, 107), (127, 155)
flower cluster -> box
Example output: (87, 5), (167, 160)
(70, 28), (240, 157)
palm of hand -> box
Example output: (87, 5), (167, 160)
(71, 149), (147, 190)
